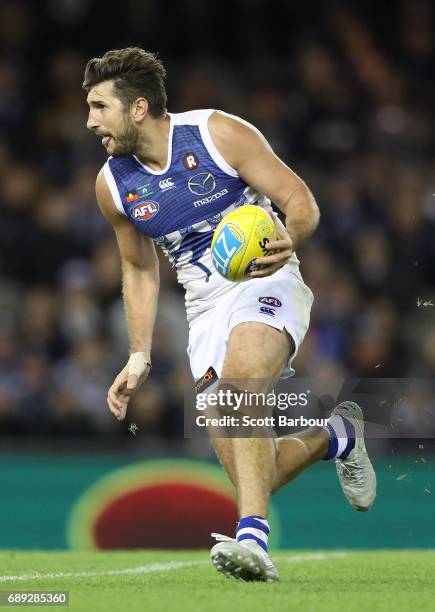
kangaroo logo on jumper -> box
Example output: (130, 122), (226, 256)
(159, 177), (175, 191)
(188, 172), (216, 196)
(131, 200), (159, 222)
(174, 230), (214, 282)
(137, 183), (152, 196)
(259, 297), (282, 308)
(211, 223), (244, 277)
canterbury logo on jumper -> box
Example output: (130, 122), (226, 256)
(159, 178), (175, 190)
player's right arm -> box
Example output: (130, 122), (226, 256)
(96, 169), (160, 421)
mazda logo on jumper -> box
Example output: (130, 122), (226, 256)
(188, 172), (216, 196)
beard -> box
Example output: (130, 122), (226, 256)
(110, 115), (140, 157)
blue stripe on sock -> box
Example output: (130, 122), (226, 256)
(237, 533), (268, 551)
(339, 417), (355, 460)
(322, 423), (339, 460)
(237, 517), (269, 535)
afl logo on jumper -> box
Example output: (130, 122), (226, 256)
(259, 296), (282, 308)
(183, 152), (199, 170)
(188, 172), (216, 196)
(131, 200), (159, 221)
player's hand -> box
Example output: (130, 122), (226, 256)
(249, 209), (293, 278)
(107, 352), (151, 421)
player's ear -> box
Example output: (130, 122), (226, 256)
(131, 97), (148, 122)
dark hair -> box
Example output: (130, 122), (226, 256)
(83, 47), (167, 118)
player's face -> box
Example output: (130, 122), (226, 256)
(86, 81), (140, 157)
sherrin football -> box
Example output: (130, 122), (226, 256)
(211, 204), (277, 282)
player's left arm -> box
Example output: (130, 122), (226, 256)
(209, 111), (320, 277)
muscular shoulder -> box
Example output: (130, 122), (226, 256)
(96, 167), (124, 226)
(208, 111), (271, 171)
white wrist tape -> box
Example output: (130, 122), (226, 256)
(127, 352), (151, 378)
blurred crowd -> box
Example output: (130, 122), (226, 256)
(0, 0), (434, 443)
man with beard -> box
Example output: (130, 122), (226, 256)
(84, 47), (376, 582)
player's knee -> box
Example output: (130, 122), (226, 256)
(222, 362), (264, 380)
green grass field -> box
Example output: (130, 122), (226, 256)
(1, 550), (434, 612)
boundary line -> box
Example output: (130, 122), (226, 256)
(0, 552), (347, 583)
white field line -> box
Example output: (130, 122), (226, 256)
(0, 561), (206, 583)
(0, 552), (347, 583)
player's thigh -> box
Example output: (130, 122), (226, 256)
(221, 321), (293, 383)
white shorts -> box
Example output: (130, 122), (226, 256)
(187, 264), (314, 381)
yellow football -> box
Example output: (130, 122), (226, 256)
(211, 205), (277, 282)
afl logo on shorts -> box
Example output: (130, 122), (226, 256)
(259, 296), (282, 308)
(131, 200), (159, 221)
